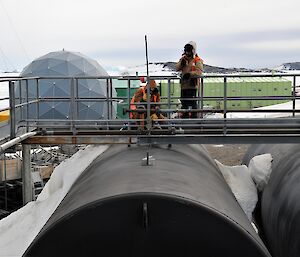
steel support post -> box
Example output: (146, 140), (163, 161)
(293, 75), (296, 117)
(70, 78), (76, 134)
(9, 81), (16, 139)
(167, 79), (171, 119)
(25, 79), (29, 132)
(200, 77), (204, 118)
(36, 78), (40, 130)
(22, 144), (33, 204)
(223, 77), (227, 135)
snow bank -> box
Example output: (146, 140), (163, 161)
(0, 145), (109, 257)
(216, 160), (258, 221)
(215, 153), (273, 221)
(207, 99), (300, 119)
(248, 154), (273, 191)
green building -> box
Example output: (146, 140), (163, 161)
(159, 77), (291, 110)
(112, 79), (141, 119)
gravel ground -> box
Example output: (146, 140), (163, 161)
(203, 144), (250, 166)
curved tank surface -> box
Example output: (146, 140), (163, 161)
(243, 144), (300, 257)
(25, 145), (271, 257)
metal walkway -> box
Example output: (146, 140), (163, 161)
(0, 73), (300, 148)
(1, 72), (300, 204)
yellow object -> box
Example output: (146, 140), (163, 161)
(0, 110), (10, 122)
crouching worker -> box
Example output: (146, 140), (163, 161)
(130, 79), (165, 128)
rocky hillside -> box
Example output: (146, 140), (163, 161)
(275, 62), (300, 71)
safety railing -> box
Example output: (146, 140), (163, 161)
(0, 72), (300, 144)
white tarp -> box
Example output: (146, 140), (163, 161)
(216, 153), (273, 221)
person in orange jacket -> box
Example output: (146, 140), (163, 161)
(176, 41), (204, 118)
(130, 79), (165, 120)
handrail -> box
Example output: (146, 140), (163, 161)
(0, 132), (36, 154)
(0, 73), (299, 145)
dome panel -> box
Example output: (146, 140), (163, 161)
(20, 50), (116, 120)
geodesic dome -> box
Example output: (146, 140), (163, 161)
(18, 50), (116, 120)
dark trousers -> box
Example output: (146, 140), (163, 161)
(181, 88), (198, 118)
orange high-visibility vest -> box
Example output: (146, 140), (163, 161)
(130, 86), (158, 118)
(191, 55), (202, 86)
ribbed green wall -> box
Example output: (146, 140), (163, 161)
(113, 79), (141, 118)
(160, 77), (291, 110)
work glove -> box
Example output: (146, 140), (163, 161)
(155, 106), (161, 115)
(151, 87), (158, 94)
(182, 73), (191, 80)
(181, 58), (187, 67)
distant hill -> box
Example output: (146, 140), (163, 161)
(162, 62), (259, 74)
(275, 62), (300, 71)
(120, 61), (300, 76)
(115, 62), (262, 76)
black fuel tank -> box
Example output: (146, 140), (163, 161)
(25, 145), (271, 257)
(243, 144), (300, 257)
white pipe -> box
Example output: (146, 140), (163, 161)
(0, 132), (37, 153)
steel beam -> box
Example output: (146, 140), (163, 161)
(21, 133), (300, 145)
(137, 134), (300, 144)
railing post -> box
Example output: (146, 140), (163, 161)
(127, 79), (131, 119)
(9, 81), (16, 139)
(200, 77), (204, 118)
(3, 152), (7, 210)
(36, 78), (40, 130)
(146, 76), (151, 130)
(223, 77), (227, 135)
(293, 75), (296, 117)
(70, 78), (76, 134)
(25, 79), (29, 132)
(106, 78), (110, 120)
(167, 79), (171, 119)
(22, 144), (33, 204)
(109, 77), (113, 119)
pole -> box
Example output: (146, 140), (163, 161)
(145, 35), (151, 130)
(9, 81), (16, 139)
(22, 144), (33, 204)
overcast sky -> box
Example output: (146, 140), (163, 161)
(0, 0), (300, 71)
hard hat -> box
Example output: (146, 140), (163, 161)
(149, 79), (157, 88)
(185, 41), (197, 55)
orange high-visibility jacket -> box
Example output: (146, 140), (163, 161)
(130, 86), (160, 118)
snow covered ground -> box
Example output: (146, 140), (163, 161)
(207, 99), (300, 119)
(106, 63), (177, 77)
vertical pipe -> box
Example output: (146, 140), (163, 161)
(22, 144), (32, 204)
(25, 79), (29, 133)
(9, 81), (16, 139)
(292, 75), (296, 117)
